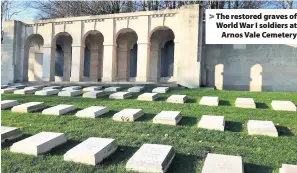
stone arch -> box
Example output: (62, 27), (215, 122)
(250, 64), (263, 91)
(148, 26), (175, 82)
(24, 34), (44, 81)
(114, 28), (138, 81)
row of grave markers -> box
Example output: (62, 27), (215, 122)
(1, 126), (296, 173)
(1, 100), (286, 137)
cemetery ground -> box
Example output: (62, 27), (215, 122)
(1, 88), (297, 173)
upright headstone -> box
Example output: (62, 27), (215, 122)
(153, 111), (182, 126)
(42, 104), (76, 115)
(104, 86), (121, 92)
(62, 86), (82, 91)
(83, 91), (106, 98)
(109, 92), (132, 99)
(247, 120), (278, 137)
(10, 132), (67, 156)
(1, 100), (18, 110)
(235, 98), (256, 109)
(11, 102), (45, 113)
(271, 100), (296, 112)
(1, 126), (22, 142)
(64, 137), (118, 165)
(126, 144), (175, 173)
(167, 95), (188, 104)
(58, 90), (83, 97)
(76, 106), (109, 118)
(1, 87), (18, 94)
(199, 96), (219, 106)
(35, 89), (59, 96)
(82, 86), (102, 92)
(137, 93), (159, 101)
(113, 109), (144, 122)
(152, 87), (169, 93)
(280, 164), (297, 173)
(198, 115), (225, 131)
(128, 86), (145, 93)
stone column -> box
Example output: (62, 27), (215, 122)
(34, 52), (43, 81)
(117, 41), (129, 81)
(63, 44), (72, 81)
(89, 46), (100, 81)
(42, 46), (52, 81)
(70, 45), (84, 81)
(172, 41), (179, 80)
(102, 44), (116, 82)
(136, 43), (149, 82)
(149, 42), (160, 82)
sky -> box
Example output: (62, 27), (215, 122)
(10, 7), (38, 21)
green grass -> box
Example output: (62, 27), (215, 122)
(1, 88), (297, 173)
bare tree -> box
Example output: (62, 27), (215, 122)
(275, 0), (296, 9)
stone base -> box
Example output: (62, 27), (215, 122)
(167, 95), (188, 104)
(235, 98), (256, 109)
(11, 102), (45, 113)
(153, 111), (182, 126)
(58, 90), (83, 97)
(1, 126), (22, 142)
(152, 87), (169, 93)
(1, 100), (18, 110)
(109, 92), (132, 99)
(113, 109), (144, 122)
(199, 96), (219, 106)
(198, 115), (225, 131)
(279, 164), (297, 173)
(271, 100), (296, 112)
(76, 106), (109, 118)
(137, 93), (159, 101)
(42, 104), (75, 115)
(247, 120), (278, 137)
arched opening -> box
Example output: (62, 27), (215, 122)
(52, 32), (73, 81)
(149, 26), (175, 82)
(115, 28), (138, 82)
(82, 30), (104, 81)
(24, 34), (44, 81)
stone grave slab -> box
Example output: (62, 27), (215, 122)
(26, 85), (44, 89)
(128, 86), (145, 93)
(126, 144), (175, 173)
(167, 95), (188, 104)
(11, 84), (26, 89)
(113, 109), (144, 122)
(58, 90), (83, 97)
(1, 85), (8, 89)
(10, 131), (67, 156)
(62, 86), (82, 91)
(199, 96), (219, 106)
(235, 98), (256, 109)
(83, 86), (102, 92)
(76, 106), (109, 118)
(152, 87), (169, 93)
(280, 164), (297, 173)
(1, 126), (22, 142)
(137, 93), (159, 101)
(201, 153), (244, 173)
(153, 111), (182, 126)
(1, 87), (18, 94)
(104, 86), (121, 92)
(198, 115), (225, 131)
(83, 91), (106, 98)
(1, 100), (18, 110)
(64, 137), (117, 165)
(14, 87), (38, 95)
(247, 120), (278, 137)
(11, 102), (45, 113)
(271, 100), (296, 112)
(109, 92), (132, 99)
(35, 89), (59, 96)
(42, 104), (75, 115)
(43, 86), (62, 90)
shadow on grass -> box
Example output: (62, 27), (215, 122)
(225, 121), (243, 132)
(167, 153), (200, 173)
(64, 108), (83, 115)
(100, 110), (118, 118)
(101, 145), (138, 165)
(187, 98), (197, 103)
(276, 125), (294, 136)
(180, 116), (198, 126)
(256, 102), (269, 109)
(157, 96), (168, 102)
(219, 100), (231, 106)
(50, 139), (81, 156)
(30, 105), (51, 113)
(137, 113), (155, 122)
(244, 163), (273, 173)
(1, 134), (32, 149)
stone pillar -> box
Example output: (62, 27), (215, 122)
(63, 45), (72, 81)
(34, 52), (43, 81)
(117, 41), (129, 81)
(102, 44), (116, 82)
(149, 42), (160, 82)
(172, 41), (179, 80)
(97, 45), (104, 80)
(42, 46), (52, 81)
(70, 45), (84, 81)
(89, 46), (100, 81)
(136, 43), (149, 82)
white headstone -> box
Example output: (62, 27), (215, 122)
(137, 93), (159, 101)
(58, 90), (83, 97)
(109, 92), (132, 99)
(76, 106), (109, 118)
(1, 87), (18, 94)
(43, 86), (62, 90)
(153, 111), (182, 126)
(152, 87), (169, 93)
(202, 153), (244, 173)
(1, 126), (22, 142)
(64, 137), (117, 165)
(113, 109), (144, 122)
(198, 115), (225, 131)
(104, 86), (121, 92)
(235, 98), (256, 109)
(280, 164), (297, 173)
(128, 86), (145, 93)
(199, 96), (219, 106)
(26, 85), (44, 89)
(11, 102), (45, 113)
(167, 95), (188, 104)
(10, 132), (67, 156)
(271, 100), (296, 112)
(1, 100), (18, 110)
(35, 89), (59, 96)
(82, 86), (102, 92)
(12, 84), (26, 89)
(42, 104), (76, 115)
(126, 144), (175, 173)
(83, 91), (106, 98)
(1, 85), (8, 89)
(247, 120), (278, 137)
(62, 86), (82, 91)
(14, 88), (38, 95)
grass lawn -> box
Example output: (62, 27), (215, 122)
(1, 88), (297, 173)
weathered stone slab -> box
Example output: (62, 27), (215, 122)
(62, 86), (82, 91)
(1, 87), (18, 94)
(113, 109), (144, 122)
(104, 86), (121, 92)
(109, 92), (132, 99)
(1, 100), (18, 110)
(83, 91), (106, 98)
(202, 153), (244, 173)
(10, 132), (67, 156)
(152, 87), (169, 93)
(11, 102), (45, 113)
(82, 86), (102, 92)
(280, 164), (297, 173)
(235, 98), (256, 109)
(128, 86), (145, 93)
(1, 85), (8, 89)
(271, 100), (296, 112)
(1, 126), (22, 142)
(64, 137), (117, 165)
(43, 86), (62, 90)
(26, 85), (44, 89)
(199, 96), (219, 106)
(153, 111), (182, 126)
(58, 90), (83, 97)
(247, 120), (278, 137)
(137, 93), (159, 101)
(35, 89), (59, 96)
(42, 104), (75, 115)
(167, 95), (188, 104)
(126, 144), (175, 173)
(14, 88), (38, 95)
(76, 106), (109, 118)
(11, 84), (26, 89)
(198, 115), (225, 131)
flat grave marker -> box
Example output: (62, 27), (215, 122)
(62, 86), (82, 91)
(271, 100), (296, 112)
(104, 86), (121, 92)
(42, 104), (76, 115)
(280, 164), (297, 173)
(1, 100), (18, 110)
(11, 102), (45, 113)
(82, 86), (102, 92)
(198, 115), (225, 131)
(1, 126), (22, 142)
(167, 95), (188, 104)
(128, 86), (145, 93)
(58, 90), (83, 97)
(247, 120), (278, 137)
(1, 87), (18, 94)
(153, 111), (182, 126)
(113, 109), (144, 122)
(76, 106), (109, 118)
(199, 96), (219, 106)
(109, 92), (132, 99)
(235, 98), (256, 109)
(137, 93), (159, 101)
(83, 91), (106, 98)
(35, 89), (59, 96)
(152, 87), (169, 93)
